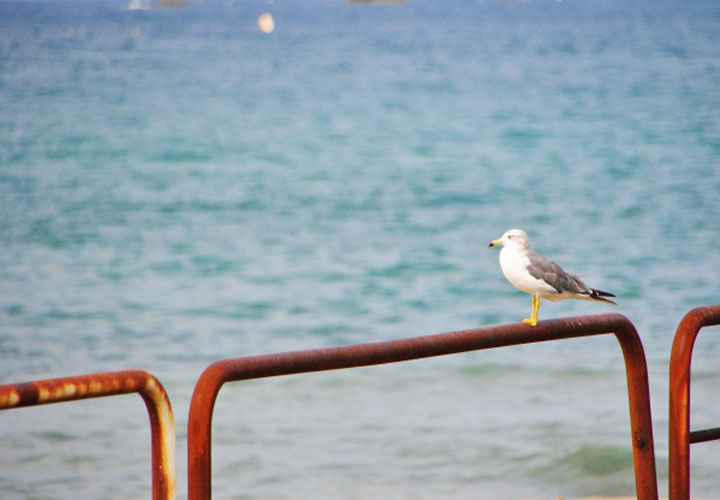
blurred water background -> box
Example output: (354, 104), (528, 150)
(1, 0), (719, 498)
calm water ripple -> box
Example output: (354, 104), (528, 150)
(1, 0), (719, 498)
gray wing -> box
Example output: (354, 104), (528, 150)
(526, 251), (590, 295)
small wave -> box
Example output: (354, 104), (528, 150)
(534, 445), (635, 497)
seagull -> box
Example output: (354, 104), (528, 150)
(488, 229), (617, 326)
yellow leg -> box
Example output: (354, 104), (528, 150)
(522, 296), (539, 327)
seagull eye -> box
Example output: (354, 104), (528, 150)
(508, 235), (513, 239)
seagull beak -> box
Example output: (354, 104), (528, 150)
(488, 239), (502, 248)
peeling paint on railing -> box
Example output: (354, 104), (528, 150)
(0, 369), (176, 500)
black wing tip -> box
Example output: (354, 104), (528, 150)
(590, 288), (618, 305)
(598, 297), (619, 305)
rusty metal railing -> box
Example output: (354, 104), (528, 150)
(669, 304), (720, 500)
(187, 313), (658, 500)
(0, 369), (176, 500)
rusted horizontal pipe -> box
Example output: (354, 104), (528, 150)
(0, 369), (176, 500)
(689, 427), (720, 444)
(188, 313), (657, 500)
(669, 304), (720, 500)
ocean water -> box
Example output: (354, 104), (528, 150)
(1, 0), (719, 498)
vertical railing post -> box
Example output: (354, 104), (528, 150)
(187, 363), (227, 500)
(615, 319), (658, 500)
(669, 304), (720, 500)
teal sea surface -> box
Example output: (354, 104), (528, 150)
(1, 0), (719, 498)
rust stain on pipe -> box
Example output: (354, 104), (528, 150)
(668, 304), (720, 500)
(187, 313), (658, 500)
(0, 369), (176, 500)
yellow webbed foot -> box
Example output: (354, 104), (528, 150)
(522, 317), (538, 327)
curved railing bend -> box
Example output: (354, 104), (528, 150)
(0, 369), (176, 500)
(188, 313), (658, 500)
(669, 304), (720, 500)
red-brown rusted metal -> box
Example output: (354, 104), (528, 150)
(188, 313), (658, 500)
(668, 304), (720, 500)
(0, 369), (176, 500)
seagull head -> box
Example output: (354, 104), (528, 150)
(488, 228), (530, 249)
